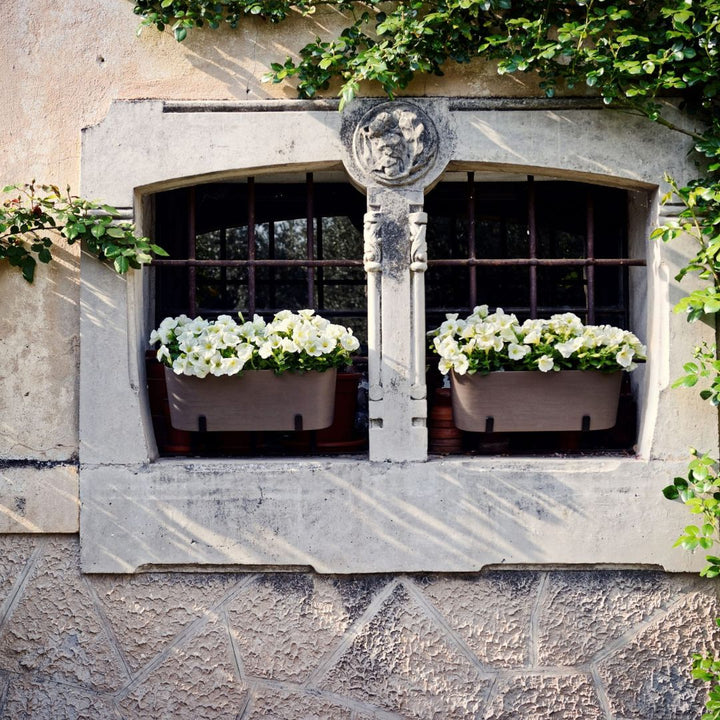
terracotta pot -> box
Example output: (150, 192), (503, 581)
(316, 371), (363, 445)
(284, 371), (367, 453)
(450, 369), (623, 433)
(164, 367), (337, 432)
(428, 388), (463, 454)
(146, 351), (193, 454)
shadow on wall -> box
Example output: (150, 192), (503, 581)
(78, 456), (627, 574)
(167, 9), (354, 100)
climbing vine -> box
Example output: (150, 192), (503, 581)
(0, 182), (167, 282)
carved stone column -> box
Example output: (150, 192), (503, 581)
(342, 101), (455, 461)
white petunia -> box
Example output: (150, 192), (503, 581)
(538, 355), (554, 372)
(616, 345), (635, 367)
(341, 333), (360, 352)
(508, 343), (530, 361)
(452, 354), (470, 375)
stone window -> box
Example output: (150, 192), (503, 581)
(424, 173), (644, 454)
(77, 99), (717, 573)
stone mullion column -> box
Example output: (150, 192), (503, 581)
(344, 100), (454, 462)
(409, 209), (428, 400)
(363, 206), (383, 413)
(365, 189), (427, 461)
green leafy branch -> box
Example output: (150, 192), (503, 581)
(663, 449), (720, 577)
(0, 182), (167, 282)
(693, 644), (720, 720)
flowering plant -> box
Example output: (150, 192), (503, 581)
(429, 305), (646, 376)
(150, 309), (360, 378)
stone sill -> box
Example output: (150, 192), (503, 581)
(79, 455), (699, 574)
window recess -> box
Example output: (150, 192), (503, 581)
(425, 173), (646, 456)
(149, 172), (369, 457)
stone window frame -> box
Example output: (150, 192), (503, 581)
(78, 98), (716, 573)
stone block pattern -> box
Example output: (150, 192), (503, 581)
(0, 536), (718, 719)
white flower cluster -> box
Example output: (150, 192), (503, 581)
(430, 305), (646, 376)
(150, 309), (360, 378)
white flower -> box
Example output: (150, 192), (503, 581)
(220, 356), (243, 375)
(150, 310), (356, 376)
(616, 345), (635, 367)
(556, 337), (584, 358)
(341, 333), (360, 352)
(429, 306), (645, 375)
(508, 343), (530, 361)
(452, 354), (470, 375)
(304, 338), (323, 357)
(258, 341), (274, 359)
(538, 355), (555, 372)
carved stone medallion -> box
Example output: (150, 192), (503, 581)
(352, 102), (439, 186)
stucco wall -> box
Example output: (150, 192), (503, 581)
(0, 535), (718, 719)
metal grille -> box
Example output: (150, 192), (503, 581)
(152, 175), (367, 341)
(425, 173), (644, 331)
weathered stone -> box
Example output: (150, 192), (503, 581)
(0, 465), (78, 533)
(422, 570), (540, 669)
(1, 674), (116, 720)
(536, 569), (675, 665)
(90, 571), (241, 674)
(318, 583), (492, 719)
(79, 458), (708, 574)
(597, 588), (720, 719)
(117, 616), (248, 719)
(484, 674), (604, 720)
(0, 536), (128, 693)
(226, 574), (382, 682)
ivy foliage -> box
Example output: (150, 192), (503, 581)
(134, 0), (718, 123)
(0, 183), (167, 282)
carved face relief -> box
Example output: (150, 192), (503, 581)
(353, 103), (438, 186)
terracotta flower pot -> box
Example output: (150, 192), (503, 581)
(450, 369), (623, 433)
(164, 367), (337, 432)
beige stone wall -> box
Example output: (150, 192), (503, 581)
(0, 535), (716, 719)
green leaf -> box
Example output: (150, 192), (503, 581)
(114, 255), (130, 274)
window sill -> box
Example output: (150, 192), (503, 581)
(80, 455), (700, 574)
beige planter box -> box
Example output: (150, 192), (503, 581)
(164, 367), (337, 432)
(450, 370), (623, 432)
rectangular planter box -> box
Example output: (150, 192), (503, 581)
(450, 369), (623, 432)
(164, 367), (337, 432)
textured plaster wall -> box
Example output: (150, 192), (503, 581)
(0, 535), (718, 719)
